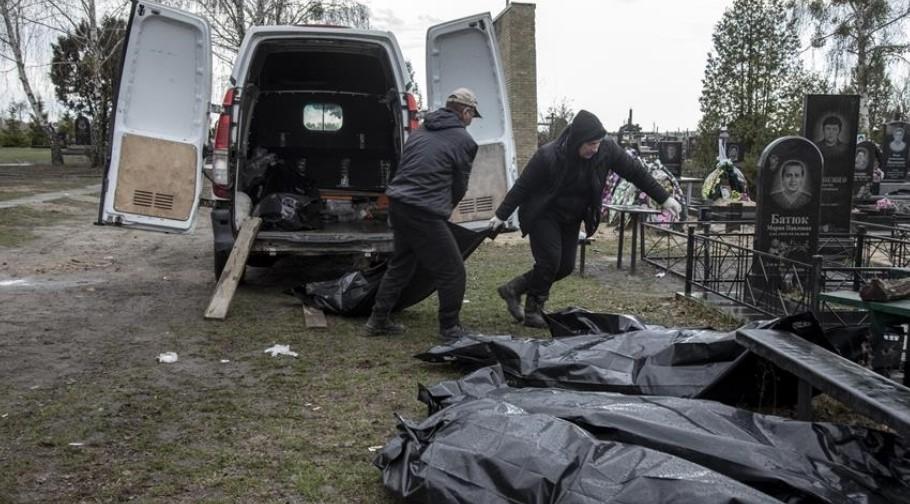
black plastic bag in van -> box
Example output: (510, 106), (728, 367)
(418, 366), (910, 504)
(294, 223), (491, 315)
(374, 397), (781, 504)
(253, 192), (322, 231)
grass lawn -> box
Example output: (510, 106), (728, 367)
(0, 147), (90, 165)
(0, 204), (82, 247)
(0, 236), (737, 502)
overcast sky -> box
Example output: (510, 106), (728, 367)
(366, 0), (735, 132)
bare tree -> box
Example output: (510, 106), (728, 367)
(185, 0), (369, 63)
(39, 0), (127, 166)
(0, 0), (64, 164)
(798, 0), (910, 133)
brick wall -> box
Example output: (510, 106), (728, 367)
(494, 2), (537, 173)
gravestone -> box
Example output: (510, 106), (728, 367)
(802, 94), (859, 233)
(658, 141), (682, 176)
(752, 136), (823, 294)
(853, 140), (880, 200)
(726, 142), (743, 163)
(882, 121), (909, 181)
(74, 115), (91, 146)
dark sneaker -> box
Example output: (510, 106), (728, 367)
(439, 324), (472, 343)
(365, 314), (405, 336)
(497, 283), (524, 322)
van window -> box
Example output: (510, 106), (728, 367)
(303, 103), (343, 132)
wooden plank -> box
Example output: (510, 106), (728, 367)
(303, 305), (328, 328)
(204, 217), (262, 320)
(736, 329), (910, 438)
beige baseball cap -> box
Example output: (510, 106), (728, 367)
(447, 88), (482, 118)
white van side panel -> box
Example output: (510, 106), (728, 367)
(101, 2), (211, 233)
(427, 14), (517, 225)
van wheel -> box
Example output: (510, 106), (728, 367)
(213, 249), (229, 280)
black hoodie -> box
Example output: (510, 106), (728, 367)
(385, 108), (478, 217)
(495, 110), (670, 237)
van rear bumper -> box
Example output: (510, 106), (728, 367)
(252, 230), (394, 256)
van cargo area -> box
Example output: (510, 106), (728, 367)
(234, 39), (403, 255)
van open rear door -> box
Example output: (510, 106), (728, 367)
(98, 1), (211, 233)
(426, 14), (517, 227)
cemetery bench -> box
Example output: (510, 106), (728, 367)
(819, 290), (910, 385)
(604, 204), (662, 274)
(735, 328), (910, 438)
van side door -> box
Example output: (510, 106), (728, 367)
(426, 14), (517, 227)
(97, 0), (212, 233)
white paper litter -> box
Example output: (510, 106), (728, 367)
(367, 445), (384, 452)
(220, 359), (230, 364)
(655, 271), (667, 278)
(264, 344), (298, 358)
(68, 442), (85, 447)
(156, 352), (178, 363)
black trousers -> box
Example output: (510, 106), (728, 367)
(372, 199), (466, 329)
(521, 214), (580, 298)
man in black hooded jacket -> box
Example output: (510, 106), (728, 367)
(489, 110), (681, 327)
(365, 88), (480, 341)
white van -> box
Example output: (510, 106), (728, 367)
(98, 1), (517, 278)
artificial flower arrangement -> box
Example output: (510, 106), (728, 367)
(701, 158), (752, 206)
(601, 153), (685, 225)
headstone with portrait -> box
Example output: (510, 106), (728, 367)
(802, 94), (859, 233)
(658, 141), (682, 177)
(882, 121), (909, 181)
(752, 136), (823, 294)
(853, 140), (881, 201)
(726, 142), (743, 164)
(74, 115), (91, 146)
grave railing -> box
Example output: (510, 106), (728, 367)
(641, 221), (910, 319)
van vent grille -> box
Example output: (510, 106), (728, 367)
(475, 196), (494, 213)
(154, 193), (175, 210)
(133, 190), (154, 207)
(133, 190), (175, 210)
(458, 199), (475, 215)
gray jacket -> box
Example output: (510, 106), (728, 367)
(385, 108), (478, 217)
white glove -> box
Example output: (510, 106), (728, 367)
(488, 215), (506, 231)
(662, 196), (682, 218)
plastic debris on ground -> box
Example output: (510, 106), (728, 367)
(416, 309), (825, 399)
(156, 352), (178, 364)
(291, 224), (491, 316)
(374, 397), (781, 504)
(417, 365), (910, 504)
(263, 344), (298, 358)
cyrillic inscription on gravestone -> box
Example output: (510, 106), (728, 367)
(882, 121), (909, 181)
(802, 94), (859, 233)
(752, 136), (823, 295)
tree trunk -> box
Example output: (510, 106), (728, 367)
(1, 0), (65, 166)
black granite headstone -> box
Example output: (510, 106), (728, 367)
(75, 115), (91, 146)
(853, 140), (879, 200)
(726, 142), (743, 163)
(802, 95), (859, 232)
(752, 136), (823, 293)
(882, 121), (909, 181)
(658, 141), (682, 176)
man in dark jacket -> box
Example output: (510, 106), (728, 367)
(365, 88), (480, 341)
(489, 110), (681, 327)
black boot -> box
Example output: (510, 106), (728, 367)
(497, 274), (528, 322)
(365, 311), (405, 336)
(523, 295), (548, 329)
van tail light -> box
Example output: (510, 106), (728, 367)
(212, 88), (235, 199)
(405, 93), (419, 131)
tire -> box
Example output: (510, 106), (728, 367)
(213, 249), (229, 280)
